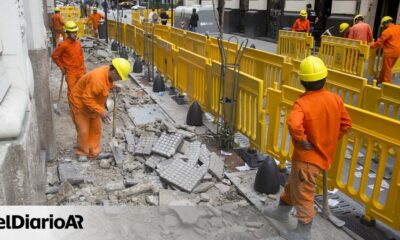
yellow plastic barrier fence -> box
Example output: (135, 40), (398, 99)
(362, 82), (400, 121)
(184, 31), (208, 56)
(107, 20), (117, 40)
(60, 6), (81, 21)
(318, 36), (369, 77)
(174, 47), (211, 110)
(368, 47), (400, 78)
(241, 48), (292, 94)
(117, 23), (127, 46)
(277, 30), (314, 61)
(134, 27), (145, 57)
(170, 27), (186, 49)
(143, 33), (157, 65)
(207, 37), (238, 64)
(132, 11), (141, 23)
(125, 24), (136, 49)
(330, 105), (400, 230)
(155, 37), (176, 85)
(154, 25), (171, 42)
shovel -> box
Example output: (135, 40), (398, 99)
(111, 88), (119, 137)
(321, 171), (346, 227)
(53, 73), (65, 115)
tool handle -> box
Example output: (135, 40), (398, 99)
(111, 89), (118, 137)
(57, 73), (65, 104)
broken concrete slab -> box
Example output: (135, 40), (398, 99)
(193, 182), (215, 193)
(215, 183), (230, 194)
(58, 163), (84, 185)
(145, 154), (166, 170)
(134, 133), (158, 155)
(199, 144), (211, 164)
(163, 121), (177, 133)
(118, 181), (154, 198)
(177, 129), (196, 140)
(200, 193), (210, 202)
(124, 178), (138, 188)
(48, 181), (74, 205)
(106, 181), (125, 192)
(152, 133), (184, 158)
(127, 104), (168, 126)
(124, 130), (136, 153)
(99, 159), (111, 169)
(46, 186), (59, 195)
(110, 140), (125, 167)
(186, 141), (201, 166)
(178, 140), (190, 154)
(208, 152), (225, 181)
(145, 195), (159, 206)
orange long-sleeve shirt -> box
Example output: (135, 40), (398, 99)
(348, 22), (373, 43)
(52, 38), (86, 74)
(287, 89), (352, 170)
(50, 13), (65, 31)
(292, 18), (310, 33)
(87, 13), (104, 30)
(70, 66), (115, 115)
(371, 23), (400, 58)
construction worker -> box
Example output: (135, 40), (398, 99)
(339, 22), (351, 38)
(70, 58), (131, 162)
(50, 7), (66, 46)
(292, 10), (310, 33)
(87, 6), (104, 38)
(306, 4), (318, 35)
(348, 14), (373, 43)
(52, 21), (86, 106)
(370, 16), (400, 84)
(264, 56), (352, 240)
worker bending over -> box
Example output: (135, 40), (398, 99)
(87, 7), (104, 38)
(70, 58), (131, 162)
(292, 10), (310, 33)
(52, 21), (86, 106)
(50, 7), (66, 46)
(264, 56), (352, 240)
(339, 23), (351, 38)
(348, 14), (372, 43)
(370, 16), (400, 84)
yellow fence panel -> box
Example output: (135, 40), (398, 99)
(125, 24), (135, 49)
(134, 27), (145, 57)
(362, 82), (400, 121)
(174, 48), (211, 110)
(277, 30), (314, 61)
(368, 47), (400, 78)
(60, 6), (81, 21)
(170, 28), (186, 48)
(208, 61), (226, 118)
(330, 105), (400, 230)
(318, 36), (369, 77)
(117, 23), (127, 46)
(184, 31), (208, 56)
(155, 37), (176, 84)
(154, 25), (171, 42)
(107, 20), (117, 40)
(207, 37), (238, 64)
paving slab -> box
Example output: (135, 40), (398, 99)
(145, 154), (167, 170)
(134, 132), (158, 155)
(58, 163), (84, 185)
(186, 141), (202, 166)
(152, 132), (184, 158)
(124, 130), (136, 153)
(208, 152), (225, 181)
(110, 140), (125, 167)
(127, 104), (168, 126)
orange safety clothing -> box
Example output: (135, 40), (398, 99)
(52, 38), (86, 100)
(348, 22), (373, 43)
(287, 89), (352, 170)
(50, 13), (66, 45)
(70, 66), (115, 158)
(87, 13), (104, 30)
(280, 161), (321, 224)
(343, 27), (351, 38)
(292, 18), (310, 33)
(371, 23), (400, 83)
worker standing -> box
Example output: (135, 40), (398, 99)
(339, 22), (351, 38)
(69, 58), (131, 162)
(160, 9), (169, 26)
(87, 7), (104, 38)
(370, 16), (400, 84)
(292, 10), (310, 33)
(348, 15), (373, 43)
(52, 21), (86, 106)
(189, 8), (199, 32)
(50, 7), (66, 46)
(264, 56), (352, 240)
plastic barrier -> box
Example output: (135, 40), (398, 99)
(170, 28), (186, 49)
(318, 36), (369, 77)
(207, 37), (238, 64)
(368, 47), (400, 78)
(134, 27), (145, 57)
(155, 37), (176, 84)
(362, 82), (400, 121)
(153, 25), (171, 42)
(117, 23), (127, 46)
(125, 24), (135, 49)
(174, 48), (211, 110)
(277, 30), (314, 61)
(184, 31), (208, 56)
(107, 20), (117, 40)
(60, 6), (81, 21)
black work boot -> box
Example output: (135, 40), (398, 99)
(263, 200), (292, 223)
(281, 220), (312, 240)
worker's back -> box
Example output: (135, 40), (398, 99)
(379, 24), (400, 57)
(51, 13), (64, 31)
(348, 22), (372, 43)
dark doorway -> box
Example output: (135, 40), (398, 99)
(238, 0), (249, 33)
(314, 0), (333, 45)
(373, 0), (399, 39)
(266, 0), (284, 40)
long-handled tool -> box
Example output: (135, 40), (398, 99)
(111, 89), (118, 137)
(53, 73), (65, 115)
(321, 171), (346, 227)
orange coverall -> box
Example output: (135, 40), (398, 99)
(348, 22), (373, 43)
(281, 89), (352, 224)
(371, 23), (400, 83)
(50, 13), (66, 45)
(292, 18), (310, 33)
(87, 13), (104, 30)
(52, 38), (86, 103)
(70, 66), (115, 158)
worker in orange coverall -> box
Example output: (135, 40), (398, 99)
(69, 58), (131, 162)
(348, 14), (373, 43)
(50, 7), (66, 46)
(292, 10), (310, 33)
(264, 56), (352, 240)
(370, 16), (400, 84)
(52, 21), (86, 106)
(86, 6), (104, 38)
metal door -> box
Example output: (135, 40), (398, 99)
(266, 0), (284, 39)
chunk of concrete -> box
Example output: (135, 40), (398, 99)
(245, 222), (264, 228)
(99, 159), (111, 169)
(152, 133), (184, 158)
(110, 140), (125, 167)
(106, 181), (125, 192)
(200, 193), (210, 202)
(193, 182), (215, 193)
(58, 163), (84, 185)
(215, 183), (230, 194)
(119, 181), (154, 198)
(208, 153), (224, 181)
(145, 195), (159, 206)
(124, 130), (136, 153)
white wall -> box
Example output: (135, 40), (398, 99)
(184, 0), (200, 6)
(284, 0), (307, 12)
(249, 0), (267, 10)
(331, 0), (357, 15)
(224, 0), (239, 9)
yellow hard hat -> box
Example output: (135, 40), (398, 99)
(54, 7), (60, 12)
(64, 21), (79, 32)
(300, 10), (307, 17)
(112, 58), (131, 81)
(339, 23), (350, 33)
(299, 56), (328, 82)
(380, 16), (393, 27)
(93, 6), (97, 11)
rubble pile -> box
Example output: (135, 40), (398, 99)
(80, 37), (114, 64)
